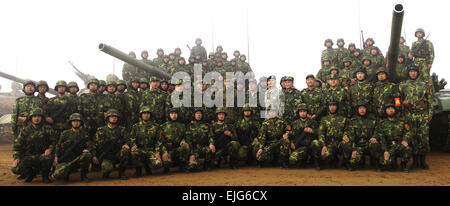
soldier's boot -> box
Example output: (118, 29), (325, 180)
(132, 167), (142, 178)
(144, 165), (152, 175)
(410, 155), (419, 170)
(314, 158), (321, 171)
(17, 175), (26, 180)
(345, 159), (353, 171)
(64, 173), (70, 182)
(280, 157), (289, 169)
(216, 159), (222, 169)
(163, 167), (170, 174)
(80, 169), (89, 183)
(401, 161), (409, 173)
(230, 158), (238, 170)
(118, 168), (128, 180)
(41, 170), (52, 184)
(179, 163), (189, 173)
(24, 172), (34, 183)
(371, 158), (381, 172)
(420, 155), (429, 170)
(102, 172), (110, 179)
(360, 157), (366, 169)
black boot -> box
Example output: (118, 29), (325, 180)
(144, 166), (152, 175)
(401, 162), (409, 173)
(80, 169), (89, 183)
(410, 155), (419, 170)
(420, 155), (429, 170)
(280, 157), (289, 169)
(180, 163), (189, 173)
(24, 175), (33, 183)
(118, 168), (128, 180)
(132, 167), (142, 178)
(64, 173), (70, 182)
(42, 171), (52, 184)
(370, 158), (381, 172)
(163, 167), (170, 174)
(17, 174), (26, 180)
(345, 159), (353, 171)
(314, 158), (321, 171)
(230, 158), (238, 170)
(102, 173), (110, 179)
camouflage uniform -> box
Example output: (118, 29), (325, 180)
(92, 109), (130, 179)
(185, 108), (214, 170)
(361, 56), (377, 83)
(122, 51), (139, 83)
(52, 113), (92, 181)
(348, 68), (374, 115)
(410, 28), (434, 85)
(399, 37), (410, 57)
(123, 78), (141, 129)
(140, 77), (167, 124)
(281, 76), (302, 123)
(190, 38), (207, 61)
(392, 54), (409, 84)
(340, 57), (355, 88)
(317, 58), (332, 82)
(78, 79), (104, 137)
(322, 74), (351, 117)
(234, 105), (261, 164)
(152, 48), (165, 67)
(210, 108), (240, 168)
(350, 49), (362, 68)
(335, 38), (350, 67)
(372, 67), (401, 118)
(299, 77), (325, 119)
(67, 81), (81, 115)
(368, 47), (385, 70)
(321, 39), (337, 66)
(47, 81), (72, 135)
(36, 80), (50, 109)
(236, 55), (252, 74)
(11, 81), (43, 136)
(12, 108), (56, 183)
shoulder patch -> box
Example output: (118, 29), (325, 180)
(286, 125), (291, 131)
(405, 124), (409, 131)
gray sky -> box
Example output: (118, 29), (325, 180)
(0, 0), (448, 92)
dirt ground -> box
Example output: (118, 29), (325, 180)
(0, 144), (449, 186)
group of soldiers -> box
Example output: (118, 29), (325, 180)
(10, 30), (435, 184)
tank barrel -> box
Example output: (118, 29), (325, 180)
(0, 71), (58, 95)
(98, 43), (171, 80)
(386, 4), (404, 81)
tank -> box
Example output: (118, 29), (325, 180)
(386, 4), (404, 82)
(0, 71), (58, 95)
(98, 43), (171, 80)
(430, 73), (450, 152)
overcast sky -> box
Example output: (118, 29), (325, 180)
(0, 0), (448, 93)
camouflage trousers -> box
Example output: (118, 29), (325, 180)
(190, 144), (214, 170)
(289, 145), (311, 167)
(381, 144), (412, 168)
(163, 145), (194, 170)
(406, 112), (431, 155)
(11, 154), (53, 177)
(98, 148), (130, 175)
(311, 140), (338, 162)
(52, 152), (92, 179)
(212, 141), (240, 166)
(252, 139), (290, 164)
(414, 58), (433, 88)
(130, 148), (163, 169)
(238, 145), (252, 163)
(340, 140), (382, 168)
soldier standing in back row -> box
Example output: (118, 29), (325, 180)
(190, 38), (207, 61)
(409, 28), (435, 87)
(11, 81), (43, 138)
(335, 38), (349, 67)
(321, 39), (337, 66)
(122, 51), (138, 83)
(78, 79), (104, 137)
(47, 80), (72, 137)
(36, 80), (50, 108)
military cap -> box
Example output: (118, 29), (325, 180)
(343, 57), (352, 63)
(54, 80), (67, 91)
(322, 57), (331, 62)
(306, 74), (315, 80)
(297, 103), (308, 112)
(407, 65), (420, 72)
(242, 104), (253, 112)
(157, 48), (164, 52)
(216, 59), (223, 63)
(234, 50), (240, 54)
(139, 105), (152, 114)
(168, 108), (179, 114)
(106, 80), (116, 87)
(195, 38), (202, 42)
(105, 109), (120, 119)
(193, 107), (204, 114)
(376, 67), (388, 75)
(209, 52), (215, 56)
(327, 100), (339, 106)
(128, 51), (136, 56)
(160, 79), (168, 84)
(29, 107), (45, 118)
(348, 43), (356, 48)
(149, 77), (160, 82)
(337, 38), (345, 44)
(355, 67), (367, 74)
(365, 38), (375, 44)
(67, 81), (79, 89)
(98, 80), (106, 87)
(130, 77), (139, 83)
(324, 39), (334, 46)
(240, 54), (247, 58)
(356, 102), (367, 109)
(353, 48), (362, 54)
(329, 74), (338, 80)
(215, 107), (227, 115)
(329, 66), (339, 72)
(116, 80), (127, 87)
(284, 76), (294, 82)
(415, 28), (425, 37)
(87, 78), (99, 87)
(267, 75), (276, 81)
(383, 103), (396, 113)
(36, 80), (49, 91)
(139, 77), (148, 84)
(22, 80), (36, 92)
(69, 113), (83, 122)
(362, 56), (372, 62)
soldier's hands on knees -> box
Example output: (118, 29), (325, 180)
(209, 144), (216, 153)
(401, 141), (408, 147)
(12, 159), (20, 167)
(180, 141), (188, 147)
(321, 147), (327, 156)
(122, 144), (130, 150)
(155, 153), (161, 161)
(256, 149), (262, 158)
(46, 117), (54, 124)
(131, 145), (137, 152)
(283, 133), (288, 140)
(253, 138), (259, 142)
(384, 152), (390, 161)
(369, 138), (377, 144)
(83, 149), (89, 153)
(189, 155), (195, 163)
(93, 157), (99, 165)
(351, 151), (357, 159)
(53, 157), (58, 167)
(44, 149), (51, 156)
(343, 135), (350, 143)
(290, 143), (295, 150)
(162, 153), (169, 161)
(224, 131), (232, 136)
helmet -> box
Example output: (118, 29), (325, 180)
(139, 77), (148, 84)
(234, 50), (240, 54)
(29, 107), (45, 118)
(160, 79), (168, 84)
(54, 80), (67, 91)
(284, 76), (294, 82)
(348, 43), (356, 48)
(324, 39), (334, 47)
(128, 51), (136, 56)
(116, 80), (127, 88)
(168, 108), (179, 117)
(337, 38), (345, 45)
(139, 105), (152, 114)
(327, 100), (339, 107)
(306, 74), (315, 80)
(141, 50), (148, 56)
(67, 81), (79, 89)
(249, 79), (257, 84)
(69, 113), (83, 122)
(240, 54), (247, 58)
(343, 57), (352, 63)
(215, 107), (227, 115)
(36, 80), (49, 91)
(98, 80), (106, 87)
(242, 104), (253, 113)
(157, 48), (164, 53)
(322, 57), (331, 63)
(329, 67), (339, 73)
(329, 73), (338, 80)
(297, 103), (308, 113)
(362, 56), (372, 62)
(22, 80), (36, 93)
(105, 109), (120, 119)
(87, 78), (99, 88)
(195, 38), (202, 43)
(216, 45), (223, 49)
(209, 52), (215, 57)
(106, 81), (116, 87)
(149, 77), (160, 82)
(383, 103), (396, 114)
(415, 28), (425, 37)
(376, 67), (388, 75)
(356, 102), (367, 109)
(365, 38), (375, 45)
(355, 67), (367, 75)
(407, 65), (420, 77)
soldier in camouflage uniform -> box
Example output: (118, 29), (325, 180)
(392, 54), (409, 84)
(185, 108), (214, 170)
(237, 55), (252, 74)
(234, 104), (261, 165)
(348, 43), (356, 54)
(335, 38), (349, 67)
(233, 50), (241, 62)
(321, 39), (337, 66)
(11, 81), (43, 138)
(220, 52), (230, 67)
(363, 38), (376, 56)
(153, 48), (165, 67)
(92, 109), (130, 180)
(317, 57), (332, 84)
(368, 47), (385, 72)
(78, 79), (104, 137)
(399, 65), (433, 170)
(174, 48), (182, 62)
(97, 80), (107, 95)
(210, 108), (240, 169)
(216, 45), (224, 55)
(361, 55), (377, 83)
(350, 48), (362, 68)
(123, 78), (141, 130)
(348, 67), (374, 116)
(67, 81), (80, 115)
(372, 67), (401, 119)
(252, 107), (290, 168)
(409, 28), (435, 87)
(214, 59), (226, 76)
(129, 106), (164, 177)
(140, 77), (167, 124)
(299, 75), (324, 121)
(207, 52), (216, 69)
(287, 103), (318, 169)
(141, 50), (153, 65)
(36, 80), (50, 107)
(374, 104), (413, 172)
(122, 51), (139, 83)
(311, 100), (349, 170)
(102, 81), (123, 125)
(340, 57), (355, 88)
(165, 80), (192, 124)
(246, 79), (263, 120)
(322, 74), (351, 117)
(174, 57), (189, 74)
(280, 76), (301, 123)
(47, 80), (72, 136)
(399, 37), (410, 57)
(139, 77), (149, 93)
(12, 108), (56, 183)
(190, 38), (207, 61)
(159, 79), (170, 94)
(341, 103), (381, 171)
(160, 108), (193, 173)
(52, 113), (92, 182)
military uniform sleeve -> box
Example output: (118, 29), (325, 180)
(11, 99), (20, 136)
(47, 127), (57, 152)
(428, 41), (435, 65)
(257, 123), (268, 149)
(12, 130), (27, 160)
(318, 119), (326, 145)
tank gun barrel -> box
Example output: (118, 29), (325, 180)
(386, 4), (404, 81)
(0, 71), (57, 95)
(98, 43), (171, 80)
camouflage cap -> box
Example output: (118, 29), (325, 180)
(337, 38), (345, 44)
(329, 66), (339, 72)
(415, 28), (425, 36)
(297, 103), (308, 112)
(327, 100), (339, 106)
(242, 104), (253, 112)
(67, 81), (79, 88)
(329, 73), (338, 80)
(376, 67), (388, 75)
(54, 80), (67, 91)
(36, 80), (49, 90)
(105, 109), (120, 119)
(322, 57), (331, 62)
(195, 38), (202, 42)
(98, 80), (106, 86)
(23, 80), (36, 90)
(209, 52), (215, 56)
(139, 105), (152, 114)
(141, 50), (148, 55)
(116, 80), (127, 87)
(324, 39), (334, 46)
(87, 78), (99, 87)
(343, 57), (352, 63)
(355, 67), (367, 75)
(362, 56), (372, 61)
(69, 113), (82, 122)
(383, 103), (396, 112)
(29, 107), (44, 117)
(139, 77), (148, 84)
(149, 77), (160, 82)
(284, 76), (294, 82)
(106, 80), (116, 87)
(215, 107), (227, 115)
(306, 74), (315, 80)
(365, 38), (375, 44)
(348, 43), (356, 47)
(356, 102), (367, 109)
(130, 77), (139, 83)
(168, 108), (179, 115)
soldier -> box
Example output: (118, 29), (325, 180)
(169, 53), (177, 65)
(201, 59), (211, 73)
(369, 46), (385, 71)
(174, 57), (189, 74)
(207, 52), (216, 68)
(322, 74), (351, 117)
(246, 79), (262, 120)
(165, 79), (192, 124)
(140, 77), (167, 124)
(409, 28), (435, 87)
(264, 75), (285, 119)
(399, 37), (410, 57)
(216, 45), (224, 55)
(47, 80), (72, 136)
(311, 100), (349, 169)
(299, 74), (324, 121)
(335, 38), (349, 67)
(399, 65), (433, 170)
(92, 109), (130, 180)
(280, 76), (301, 123)
(102, 81), (123, 125)
(186, 108), (213, 170)
(321, 39), (337, 66)
(210, 108), (240, 169)
(116, 80), (127, 95)
(340, 57), (355, 88)
(221, 52), (230, 67)
(372, 67), (401, 119)
(234, 104), (261, 165)
(139, 77), (149, 93)
(67, 81), (80, 115)
(11, 80), (43, 138)
(374, 104), (413, 172)
(341, 103), (380, 171)
(214, 59), (226, 76)
(190, 38), (207, 61)
(350, 48), (362, 68)
(348, 43), (356, 54)
(237, 55), (252, 74)
(252, 106), (290, 168)
(122, 51), (138, 83)
(160, 79), (169, 94)
(153, 48), (165, 67)
(129, 106), (164, 177)
(52, 113), (92, 182)
(363, 38), (376, 56)
(392, 54), (409, 84)
(160, 108), (193, 173)
(361, 56), (377, 82)
(233, 50), (241, 62)
(348, 67), (374, 115)
(317, 58), (332, 84)
(78, 79), (104, 137)
(123, 78), (141, 130)
(97, 80), (106, 95)
(227, 59), (238, 73)
(174, 48), (182, 62)
(12, 108), (56, 183)
(36, 80), (50, 107)
(287, 103), (318, 169)
(140, 50), (153, 65)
